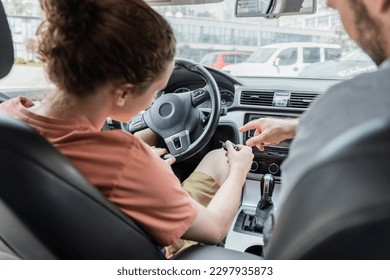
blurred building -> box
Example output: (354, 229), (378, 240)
(5, 0), (341, 62)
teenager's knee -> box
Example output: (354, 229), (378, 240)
(195, 149), (230, 186)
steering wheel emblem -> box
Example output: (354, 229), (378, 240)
(158, 102), (174, 118)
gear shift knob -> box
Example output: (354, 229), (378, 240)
(251, 174), (275, 233)
(260, 173), (275, 200)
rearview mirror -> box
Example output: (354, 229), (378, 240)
(235, 0), (316, 19)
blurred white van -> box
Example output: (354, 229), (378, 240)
(222, 42), (341, 77)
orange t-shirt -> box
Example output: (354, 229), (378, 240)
(0, 97), (198, 246)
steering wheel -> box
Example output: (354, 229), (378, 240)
(129, 58), (221, 162)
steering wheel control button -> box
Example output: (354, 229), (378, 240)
(159, 102), (174, 118)
(164, 130), (190, 154)
(172, 136), (182, 150)
(191, 88), (208, 106)
(128, 114), (147, 133)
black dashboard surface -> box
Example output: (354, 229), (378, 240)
(165, 65), (342, 113)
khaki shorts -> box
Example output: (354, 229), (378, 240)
(165, 171), (220, 257)
(182, 171), (220, 207)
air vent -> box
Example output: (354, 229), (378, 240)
(240, 91), (274, 106)
(289, 92), (319, 109)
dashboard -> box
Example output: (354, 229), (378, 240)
(162, 63), (342, 192)
(121, 62), (341, 184)
(165, 65), (341, 114)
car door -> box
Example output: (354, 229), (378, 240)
(274, 47), (300, 76)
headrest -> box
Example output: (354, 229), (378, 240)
(0, 2), (14, 79)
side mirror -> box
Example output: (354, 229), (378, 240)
(235, 0), (316, 19)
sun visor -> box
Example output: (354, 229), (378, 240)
(0, 2), (14, 79)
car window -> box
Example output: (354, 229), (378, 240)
(236, 54), (249, 63)
(221, 55), (235, 64)
(303, 47), (320, 63)
(1, 1), (50, 100)
(246, 48), (277, 63)
(325, 48), (342, 61)
(277, 48), (298, 66)
(0, 0), (372, 95)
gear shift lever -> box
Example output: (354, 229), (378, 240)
(252, 173), (275, 233)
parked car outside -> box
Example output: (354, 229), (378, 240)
(298, 48), (377, 79)
(222, 42), (341, 77)
(199, 51), (251, 70)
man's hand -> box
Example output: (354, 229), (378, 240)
(239, 118), (298, 151)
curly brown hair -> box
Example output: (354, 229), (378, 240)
(37, 0), (176, 96)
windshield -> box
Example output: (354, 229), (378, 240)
(152, 0), (376, 79)
(0, 0), (376, 96)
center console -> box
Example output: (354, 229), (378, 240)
(224, 113), (296, 256)
(225, 177), (280, 256)
(244, 113), (294, 178)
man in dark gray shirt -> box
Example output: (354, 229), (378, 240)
(240, 0), (390, 208)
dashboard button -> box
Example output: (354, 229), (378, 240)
(268, 163), (279, 175)
(250, 161), (259, 172)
